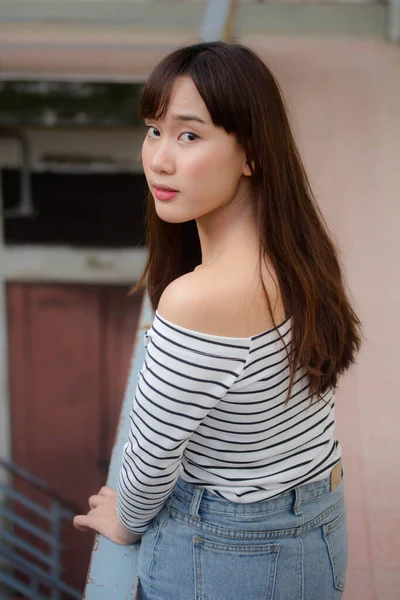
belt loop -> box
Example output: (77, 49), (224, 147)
(293, 485), (303, 516)
(189, 486), (205, 519)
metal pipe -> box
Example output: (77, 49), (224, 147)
(0, 457), (81, 515)
(387, 0), (400, 42)
(201, 0), (231, 41)
(223, 0), (238, 42)
(50, 501), (62, 600)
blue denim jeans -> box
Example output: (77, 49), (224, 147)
(136, 466), (348, 600)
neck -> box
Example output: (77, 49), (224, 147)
(195, 183), (259, 269)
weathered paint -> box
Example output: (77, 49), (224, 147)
(84, 292), (153, 599)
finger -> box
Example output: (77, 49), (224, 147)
(73, 515), (91, 532)
(88, 494), (109, 509)
(98, 486), (117, 498)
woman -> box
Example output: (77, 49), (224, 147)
(74, 41), (362, 599)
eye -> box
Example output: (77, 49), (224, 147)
(145, 125), (160, 138)
(180, 132), (199, 142)
(144, 125), (199, 142)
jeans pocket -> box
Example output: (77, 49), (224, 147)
(193, 536), (280, 600)
(322, 510), (348, 591)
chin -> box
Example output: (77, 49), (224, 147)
(154, 207), (193, 224)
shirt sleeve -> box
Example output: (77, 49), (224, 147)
(116, 314), (250, 534)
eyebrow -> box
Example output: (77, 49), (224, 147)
(170, 113), (207, 125)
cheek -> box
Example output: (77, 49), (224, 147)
(141, 143), (150, 173)
(183, 148), (236, 182)
(188, 150), (240, 195)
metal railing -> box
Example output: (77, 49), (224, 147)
(0, 457), (81, 600)
(83, 291), (153, 599)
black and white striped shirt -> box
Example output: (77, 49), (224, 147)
(116, 309), (341, 534)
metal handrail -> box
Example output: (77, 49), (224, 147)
(0, 456), (82, 515)
(0, 546), (81, 599)
(2, 528), (57, 568)
(0, 506), (62, 545)
(0, 570), (48, 600)
(84, 291), (153, 598)
(0, 457), (82, 599)
(0, 481), (68, 521)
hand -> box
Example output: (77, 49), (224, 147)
(73, 486), (143, 545)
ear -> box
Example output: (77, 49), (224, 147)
(242, 159), (254, 177)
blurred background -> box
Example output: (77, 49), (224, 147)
(0, 1), (398, 599)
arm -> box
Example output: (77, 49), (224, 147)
(73, 281), (249, 541)
(72, 280), (202, 543)
(116, 282), (249, 534)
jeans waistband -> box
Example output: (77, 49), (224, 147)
(172, 459), (343, 520)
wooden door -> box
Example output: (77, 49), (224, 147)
(7, 282), (143, 593)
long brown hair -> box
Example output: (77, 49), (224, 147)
(130, 41), (363, 406)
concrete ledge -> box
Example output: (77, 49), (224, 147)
(238, 4), (386, 37)
(0, 3), (389, 80)
(0, 1), (205, 28)
(0, 1), (387, 38)
(84, 292), (153, 600)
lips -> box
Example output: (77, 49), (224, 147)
(152, 184), (179, 201)
(153, 184), (179, 192)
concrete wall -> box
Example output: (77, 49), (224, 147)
(246, 35), (399, 600)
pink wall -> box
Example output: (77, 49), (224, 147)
(248, 36), (400, 599)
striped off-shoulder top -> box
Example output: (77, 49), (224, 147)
(116, 309), (341, 534)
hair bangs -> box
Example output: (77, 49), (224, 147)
(138, 46), (200, 121)
(138, 69), (175, 122)
(138, 42), (252, 151)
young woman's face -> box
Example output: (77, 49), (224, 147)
(141, 75), (251, 223)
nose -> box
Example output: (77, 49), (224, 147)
(149, 138), (176, 175)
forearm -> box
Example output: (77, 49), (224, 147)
(113, 517), (143, 544)
(116, 456), (181, 534)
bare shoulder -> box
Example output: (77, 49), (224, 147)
(156, 270), (215, 333)
(157, 264), (285, 337)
